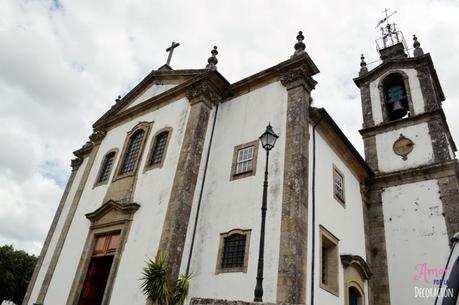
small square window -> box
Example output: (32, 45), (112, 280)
(215, 229), (251, 274)
(333, 166), (345, 205)
(230, 140), (259, 181)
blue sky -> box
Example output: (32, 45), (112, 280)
(1, 0), (458, 255)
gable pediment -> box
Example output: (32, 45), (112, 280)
(93, 69), (208, 129)
(85, 200), (140, 226)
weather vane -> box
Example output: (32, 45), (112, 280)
(375, 8), (400, 48)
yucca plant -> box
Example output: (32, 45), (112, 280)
(140, 255), (191, 305)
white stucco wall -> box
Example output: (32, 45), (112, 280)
(369, 68), (424, 125)
(126, 84), (177, 109)
(26, 157), (88, 305)
(382, 180), (450, 305)
(42, 97), (190, 305)
(309, 130), (369, 305)
(376, 123), (434, 173)
(182, 81), (287, 303)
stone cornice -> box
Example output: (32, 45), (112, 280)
(93, 71), (228, 131)
(369, 160), (459, 189)
(73, 129), (107, 159)
(70, 157), (83, 172)
(88, 130), (106, 144)
(94, 69), (207, 127)
(228, 53), (319, 97)
(310, 108), (373, 181)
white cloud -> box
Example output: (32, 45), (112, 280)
(1, 0), (458, 255)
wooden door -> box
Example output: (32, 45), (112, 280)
(77, 233), (120, 305)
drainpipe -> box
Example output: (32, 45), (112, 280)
(310, 115), (322, 305)
(185, 103), (219, 274)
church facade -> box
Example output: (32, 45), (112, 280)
(22, 30), (459, 305)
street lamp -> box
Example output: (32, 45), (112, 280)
(254, 123), (279, 302)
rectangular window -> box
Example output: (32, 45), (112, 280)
(320, 226), (339, 296)
(236, 146), (254, 174)
(333, 166), (345, 205)
(215, 229), (251, 274)
(230, 140), (259, 181)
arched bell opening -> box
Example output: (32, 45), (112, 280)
(382, 73), (410, 121)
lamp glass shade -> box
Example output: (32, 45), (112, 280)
(259, 124), (279, 151)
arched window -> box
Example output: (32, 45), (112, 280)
(149, 131), (170, 167)
(96, 151), (116, 184)
(119, 129), (145, 175)
(382, 73), (410, 121)
(349, 286), (363, 305)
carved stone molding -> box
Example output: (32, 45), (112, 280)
(280, 64), (317, 91)
(70, 157), (83, 172)
(393, 134), (414, 161)
(89, 129), (107, 144)
(85, 200), (140, 227)
(185, 81), (221, 107)
(341, 254), (373, 280)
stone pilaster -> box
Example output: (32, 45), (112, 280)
(359, 83), (374, 128)
(21, 162), (81, 305)
(34, 135), (103, 305)
(363, 136), (379, 173)
(157, 81), (220, 279)
(428, 119), (452, 163)
(437, 172), (459, 241)
(276, 66), (316, 305)
(417, 63), (440, 112)
(366, 188), (391, 305)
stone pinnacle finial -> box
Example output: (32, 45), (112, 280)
(206, 46), (218, 70)
(293, 31), (306, 56)
(359, 54), (368, 75)
(413, 34), (424, 57)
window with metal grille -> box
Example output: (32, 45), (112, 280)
(97, 152), (116, 183)
(119, 130), (145, 175)
(334, 168), (345, 203)
(149, 131), (169, 166)
(221, 233), (246, 269)
(235, 146), (254, 175)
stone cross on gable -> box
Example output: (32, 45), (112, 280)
(165, 42), (180, 67)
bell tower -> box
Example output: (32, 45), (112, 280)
(354, 17), (459, 305)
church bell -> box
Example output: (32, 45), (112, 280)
(386, 85), (408, 119)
